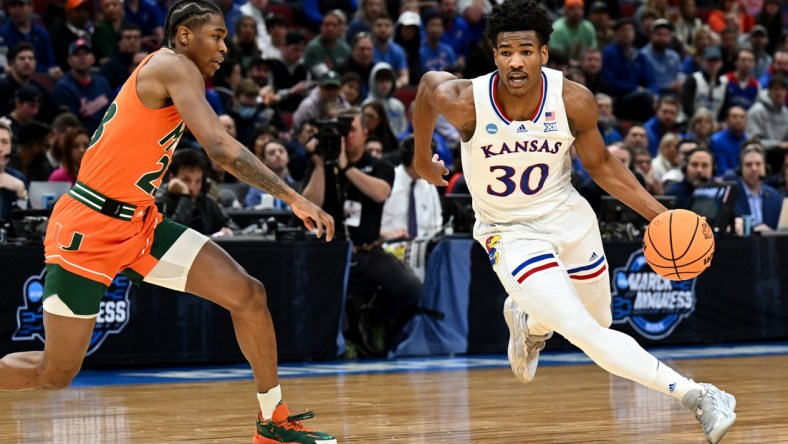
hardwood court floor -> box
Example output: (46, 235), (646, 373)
(0, 354), (785, 443)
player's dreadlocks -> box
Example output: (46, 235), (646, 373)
(162, 0), (223, 47)
(484, 0), (553, 48)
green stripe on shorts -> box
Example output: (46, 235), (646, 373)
(43, 264), (108, 316)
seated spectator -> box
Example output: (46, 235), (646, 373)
(745, 73), (788, 150)
(720, 47), (760, 116)
(632, 146), (664, 195)
(710, 106), (747, 176)
(681, 46), (727, 122)
(757, 0), (782, 55)
(665, 147), (715, 209)
(550, 0), (597, 62)
(681, 25), (717, 76)
(304, 10), (351, 78)
(370, 14), (409, 88)
(244, 139), (298, 209)
(438, 0), (471, 68)
(268, 30), (310, 113)
(393, 11), (421, 86)
(362, 101), (399, 155)
(580, 143), (646, 213)
(212, 58), (242, 114)
(229, 16), (263, 74)
(682, 107), (715, 149)
(644, 95), (681, 157)
(155, 149), (237, 237)
(53, 39), (113, 134)
(337, 33), (375, 98)
(364, 135), (384, 159)
(595, 93), (622, 145)
(228, 78), (285, 147)
(380, 136), (442, 240)
(674, 0), (703, 51)
(0, 43), (57, 124)
(286, 120), (319, 183)
(0, 121), (27, 221)
(623, 125), (649, 153)
(263, 12), (289, 62)
(49, 112), (81, 171)
(10, 120), (54, 183)
(50, 0), (95, 72)
(0, 0), (61, 78)
(292, 71), (349, 132)
(48, 126), (88, 185)
(99, 23), (144, 91)
(2, 85), (42, 147)
(92, 0), (125, 64)
(123, 0), (163, 52)
(748, 25), (773, 80)
(362, 62), (408, 136)
(640, 18), (683, 96)
(340, 72), (364, 107)
(733, 143), (783, 232)
(419, 9), (458, 77)
(346, 0), (385, 44)
(581, 48), (608, 95)
(650, 133), (681, 183)
(708, 0), (754, 35)
(660, 138), (701, 187)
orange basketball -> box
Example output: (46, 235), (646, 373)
(642, 209), (715, 281)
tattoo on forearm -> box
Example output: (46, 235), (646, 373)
(231, 148), (288, 199)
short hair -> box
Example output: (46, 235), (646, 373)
(234, 78), (260, 97)
(656, 95), (680, 110)
(264, 12), (288, 28)
(120, 22), (142, 35)
(739, 141), (766, 165)
(52, 112), (81, 134)
(0, 120), (13, 140)
(170, 148), (208, 176)
(162, 0), (223, 47)
(484, 0), (552, 47)
(341, 71), (362, 85)
(9, 42), (35, 62)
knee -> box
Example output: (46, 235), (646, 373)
(227, 275), (268, 313)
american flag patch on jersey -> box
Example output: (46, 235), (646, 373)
(545, 111), (556, 122)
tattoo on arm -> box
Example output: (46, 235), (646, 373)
(230, 148), (289, 199)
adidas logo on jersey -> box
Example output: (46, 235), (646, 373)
(516, 124), (527, 134)
(589, 252), (598, 261)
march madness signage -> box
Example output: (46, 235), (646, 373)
(611, 249), (697, 340)
(13, 268), (132, 356)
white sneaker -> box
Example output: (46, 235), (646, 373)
(682, 383), (737, 443)
(503, 296), (552, 383)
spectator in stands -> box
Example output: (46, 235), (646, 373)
(759, 50), (788, 95)
(49, 112), (81, 172)
(708, 0), (754, 35)
(0, 0), (61, 78)
(363, 62), (408, 136)
(340, 71), (364, 106)
(595, 93), (622, 145)
(641, 18), (683, 96)
(650, 132), (681, 183)
(48, 126), (88, 185)
(212, 58), (242, 113)
(362, 101), (399, 155)
(419, 9), (457, 77)
(156, 149), (238, 236)
(587, 1), (614, 48)
(53, 39), (113, 134)
(123, 0), (162, 51)
(581, 48), (608, 95)
(748, 25), (773, 80)
(665, 147), (715, 208)
(50, 0), (94, 73)
(301, 1), (356, 33)
(301, 107), (422, 357)
(99, 24), (144, 91)
(681, 25), (717, 75)
(2, 85), (41, 146)
(644, 95), (681, 157)
(92, 0), (125, 64)
(623, 125), (649, 153)
(229, 78), (284, 147)
(245, 139), (298, 209)
(394, 11), (421, 86)
(371, 14), (409, 88)
(635, 0), (670, 23)
(602, 17), (658, 122)
(633, 9), (658, 50)
(304, 10), (351, 78)
(718, 26), (739, 75)
(660, 137), (700, 187)
(720, 47), (761, 117)
(380, 135), (442, 240)
(210, 115), (239, 184)
(240, 0), (274, 59)
(364, 135), (384, 159)
(710, 106), (748, 176)
(286, 120), (318, 183)
(264, 12), (289, 62)
(681, 46), (727, 122)
(674, 0), (702, 51)
(550, 0), (597, 62)
(215, 0), (243, 40)
(347, 0), (385, 43)
(438, 0), (471, 68)
(632, 146), (664, 195)
(292, 71), (348, 133)
(682, 107), (715, 148)
(0, 121), (27, 221)
(268, 30), (310, 113)
(10, 120), (54, 182)
(579, 143), (646, 213)
(757, 0), (783, 56)
(0, 43), (56, 123)
(733, 143), (784, 233)
(745, 73), (788, 150)
(230, 16), (263, 73)
(338, 32), (375, 98)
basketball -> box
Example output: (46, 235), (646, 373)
(643, 209), (715, 281)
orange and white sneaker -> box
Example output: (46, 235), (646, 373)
(253, 401), (337, 444)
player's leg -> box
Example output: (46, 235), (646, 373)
(0, 265), (104, 391)
(139, 222), (335, 444)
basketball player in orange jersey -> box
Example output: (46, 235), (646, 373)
(0, 1), (336, 443)
(412, 0), (736, 442)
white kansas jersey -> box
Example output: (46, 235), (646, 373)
(461, 67), (575, 225)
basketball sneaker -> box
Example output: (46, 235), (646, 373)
(682, 383), (737, 444)
(253, 401), (337, 444)
(503, 296), (553, 383)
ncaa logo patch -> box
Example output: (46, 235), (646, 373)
(486, 123), (498, 134)
(611, 249), (696, 340)
(14, 268), (132, 356)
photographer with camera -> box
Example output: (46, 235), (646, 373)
(301, 107), (423, 357)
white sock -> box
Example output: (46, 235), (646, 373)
(650, 362), (703, 401)
(257, 385), (282, 420)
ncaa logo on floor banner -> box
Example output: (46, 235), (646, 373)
(13, 268), (132, 356)
(610, 249), (696, 340)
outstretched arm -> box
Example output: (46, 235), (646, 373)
(412, 71), (475, 186)
(158, 56), (334, 240)
(566, 81), (667, 221)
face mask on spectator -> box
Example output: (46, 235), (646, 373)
(238, 106), (257, 119)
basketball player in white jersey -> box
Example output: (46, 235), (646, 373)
(411, 0), (736, 442)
